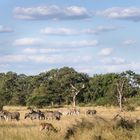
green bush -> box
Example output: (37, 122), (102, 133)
(95, 97), (110, 106)
(27, 95), (50, 108)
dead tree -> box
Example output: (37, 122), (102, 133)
(115, 78), (126, 112)
(70, 84), (85, 108)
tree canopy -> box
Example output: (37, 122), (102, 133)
(0, 67), (140, 108)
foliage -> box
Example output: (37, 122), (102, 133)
(0, 67), (140, 107)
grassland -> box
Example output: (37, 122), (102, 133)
(0, 106), (140, 140)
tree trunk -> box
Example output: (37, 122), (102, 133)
(73, 95), (76, 108)
(119, 93), (122, 112)
(116, 79), (125, 112)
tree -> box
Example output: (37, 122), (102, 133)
(70, 84), (85, 107)
(0, 68), (139, 108)
(115, 78), (126, 112)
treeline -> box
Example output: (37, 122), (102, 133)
(0, 67), (140, 108)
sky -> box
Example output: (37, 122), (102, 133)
(0, 0), (140, 75)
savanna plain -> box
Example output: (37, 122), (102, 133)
(1, 106), (140, 140)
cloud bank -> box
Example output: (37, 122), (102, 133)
(97, 7), (140, 22)
(14, 5), (91, 20)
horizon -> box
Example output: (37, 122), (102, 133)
(0, 0), (140, 75)
(0, 67), (137, 77)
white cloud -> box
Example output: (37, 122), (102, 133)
(102, 62), (140, 73)
(123, 39), (136, 46)
(40, 26), (119, 36)
(76, 61), (140, 75)
(98, 48), (113, 57)
(0, 25), (13, 33)
(84, 26), (119, 34)
(97, 7), (140, 22)
(40, 27), (77, 35)
(23, 48), (38, 53)
(13, 38), (41, 46)
(0, 54), (92, 65)
(28, 55), (58, 63)
(14, 5), (91, 20)
(14, 38), (98, 48)
(100, 57), (126, 65)
(0, 55), (26, 63)
(50, 40), (98, 47)
(0, 54), (56, 63)
(28, 55), (92, 64)
(23, 48), (62, 54)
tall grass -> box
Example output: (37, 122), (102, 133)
(0, 106), (140, 140)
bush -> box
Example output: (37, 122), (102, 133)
(95, 97), (111, 106)
(27, 96), (50, 108)
(116, 118), (134, 130)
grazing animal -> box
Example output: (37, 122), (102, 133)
(1, 110), (20, 121)
(44, 111), (54, 120)
(40, 123), (58, 132)
(86, 110), (97, 116)
(24, 110), (45, 120)
(24, 112), (41, 120)
(24, 112), (35, 120)
(37, 110), (45, 120)
(44, 111), (62, 120)
(67, 108), (80, 116)
(53, 111), (62, 120)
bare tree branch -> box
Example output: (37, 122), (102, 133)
(70, 84), (85, 107)
(70, 84), (78, 91)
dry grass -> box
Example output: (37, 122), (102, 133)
(0, 106), (140, 140)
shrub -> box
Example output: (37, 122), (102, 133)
(116, 118), (134, 130)
(95, 97), (111, 106)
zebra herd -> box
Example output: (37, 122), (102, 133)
(0, 109), (63, 121)
(0, 108), (97, 121)
(25, 110), (62, 120)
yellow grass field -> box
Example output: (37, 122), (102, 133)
(1, 106), (140, 140)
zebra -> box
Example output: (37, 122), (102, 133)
(44, 111), (62, 120)
(1, 110), (20, 121)
(24, 111), (45, 120)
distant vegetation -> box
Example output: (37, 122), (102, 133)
(0, 67), (140, 108)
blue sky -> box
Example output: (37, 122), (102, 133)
(0, 0), (140, 75)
